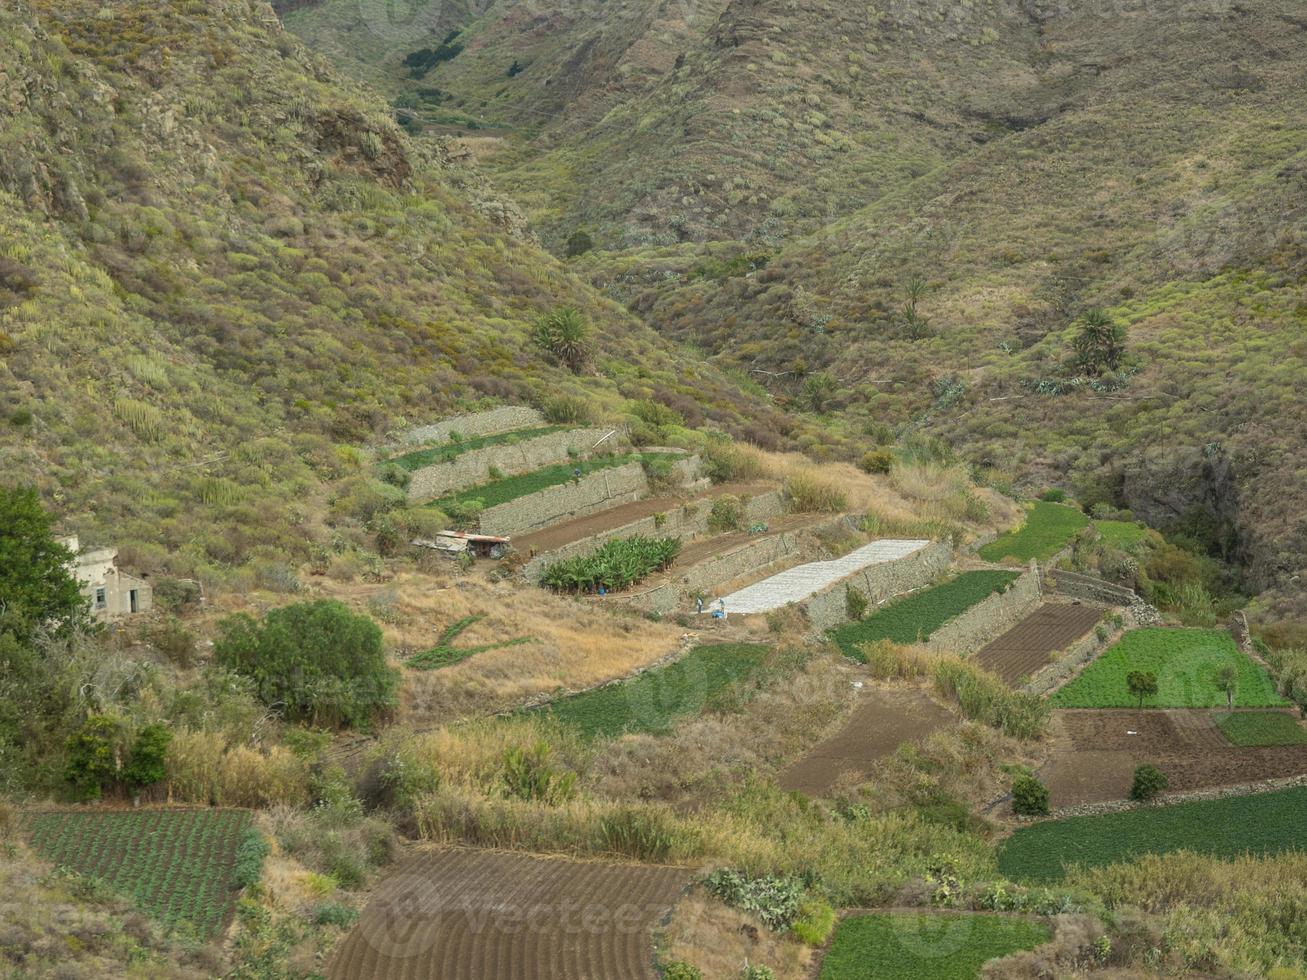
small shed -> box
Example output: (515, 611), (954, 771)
(414, 531), (512, 560)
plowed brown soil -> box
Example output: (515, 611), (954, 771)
(327, 849), (690, 980)
(514, 482), (775, 555)
(1043, 709), (1307, 806)
(972, 603), (1104, 686)
(778, 687), (956, 796)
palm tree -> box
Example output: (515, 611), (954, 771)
(532, 306), (591, 373)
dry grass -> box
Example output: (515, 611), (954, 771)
(285, 572), (687, 722)
(658, 889), (813, 980)
(165, 731), (310, 808)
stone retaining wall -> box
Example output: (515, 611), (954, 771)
(628, 516), (841, 615)
(406, 428), (611, 501)
(803, 540), (954, 631)
(1045, 568), (1138, 606)
(521, 490), (785, 582)
(925, 561), (1043, 656)
(478, 463), (650, 536)
(398, 406), (542, 447)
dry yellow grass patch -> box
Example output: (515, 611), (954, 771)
(366, 573), (686, 723)
(658, 889), (813, 980)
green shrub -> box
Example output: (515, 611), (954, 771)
(741, 967), (775, 980)
(662, 962), (703, 980)
(790, 896), (837, 945)
(845, 585), (868, 621)
(501, 742), (577, 804)
(540, 395), (590, 425)
(63, 714), (125, 802)
(232, 826), (270, 889)
(1011, 773), (1050, 816)
(213, 600), (398, 729)
(1039, 489), (1067, 502)
(708, 495), (744, 533)
(858, 449), (894, 475)
(703, 869), (804, 931)
(313, 901), (359, 928)
(123, 723), (172, 791)
(564, 229), (594, 257)
(1130, 764), (1168, 802)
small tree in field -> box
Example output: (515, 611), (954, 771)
(531, 306), (591, 373)
(1127, 670), (1158, 709)
(1214, 663), (1238, 710)
(1130, 764), (1168, 802)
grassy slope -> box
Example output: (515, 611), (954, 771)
(0, 0), (790, 584)
(819, 913), (1051, 980)
(833, 571), (1020, 661)
(978, 502), (1089, 564)
(999, 786), (1307, 883)
(1050, 628), (1286, 708)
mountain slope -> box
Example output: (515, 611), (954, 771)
(0, 0), (790, 584)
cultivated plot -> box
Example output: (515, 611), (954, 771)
(22, 808), (253, 938)
(971, 603), (1104, 687)
(1049, 628), (1286, 708)
(1042, 709), (1307, 806)
(999, 785), (1307, 883)
(978, 502), (1088, 564)
(779, 687), (956, 796)
(818, 912), (1051, 979)
(328, 848), (690, 980)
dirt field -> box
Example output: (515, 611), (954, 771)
(513, 481), (775, 555)
(778, 687), (956, 796)
(972, 603), (1105, 686)
(327, 848), (690, 980)
(1042, 709), (1307, 806)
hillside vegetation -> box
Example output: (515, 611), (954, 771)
(0, 0), (791, 589)
(286, 0), (1307, 620)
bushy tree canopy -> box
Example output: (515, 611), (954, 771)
(213, 600), (397, 729)
(0, 485), (85, 642)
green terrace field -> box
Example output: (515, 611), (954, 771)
(432, 452), (679, 513)
(833, 571), (1020, 661)
(535, 643), (771, 739)
(1050, 628), (1287, 709)
(978, 503), (1090, 564)
(384, 426), (568, 472)
(1217, 711), (1307, 746)
(540, 536), (680, 594)
(22, 809), (256, 938)
(818, 912), (1051, 979)
(998, 786), (1307, 884)
(1093, 520), (1153, 550)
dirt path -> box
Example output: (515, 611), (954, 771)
(1042, 709), (1307, 807)
(779, 687), (956, 796)
(327, 848), (690, 980)
(972, 603), (1105, 687)
(513, 481), (775, 554)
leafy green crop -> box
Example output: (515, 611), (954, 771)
(1216, 711), (1307, 746)
(819, 913), (1051, 979)
(540, 536), (680, 593)
(832, 571), (1019, 661)
(22, 809), (253, 937)
(978, 502), (1089, 564)
(536, 643), (771, 739)
(1050, 629), (1286, 708)
(998, 786), (1307, 883)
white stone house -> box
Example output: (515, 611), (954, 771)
(60, 536), (153, 621)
